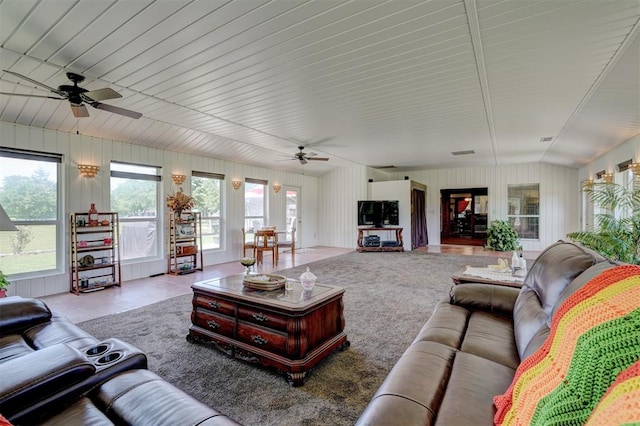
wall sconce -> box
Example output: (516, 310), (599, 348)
(171, 174), (186, 185)
(78, 164), (100, 178)
(602, 172), (614, 184)
(273, 184), (282, 194)
(630, 162), (640, 177)
(582, 179), (594, 188)
(231, 179), (242, 190)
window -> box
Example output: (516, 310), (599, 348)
(244, 178), (267, 231)
(110, 162), (161, 261)
(0, 148), (61, 276)
(191, 171), (223, 250)
(508, 184), (539, 239)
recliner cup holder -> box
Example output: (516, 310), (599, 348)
(85, 343), (111, 357)
(96, 351), (123, 365)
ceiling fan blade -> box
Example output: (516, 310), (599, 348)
(71, 104), (90, 118)
(2, 70), (62, 95)
(306, 152), (318, 157)
(0, 91), (63, 100)
(83, 87), (121, 102)
(299, 158), (308, 165)
(307, 157), (329, 161)
(90, 102), (142, 119)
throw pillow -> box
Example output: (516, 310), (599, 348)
(494, 265), (640, 425)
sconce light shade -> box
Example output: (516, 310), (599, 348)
(630, 162), (640, 176)
(171, 174), (186, 185)
(231, 180), (242, 190)
(0, 204), (18, 232)
(602, 172), (614, 184)
(273, 184), (282, 193)
(78, 164), (100, 178)
(582, 179), (594, 188)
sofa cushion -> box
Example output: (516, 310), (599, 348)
(494, 265), (640, 425)
(356, 342), (457, 426)
(0, 296), (51, 335)
(460, 311), (519, 369)
(437, 352), (515, 425)
(24, 314), (98, 350)
(513, 241), (608, 358)
(93, 369), (240, 425)
(40, 397), (113, 425)
(0, 335), (35, 362)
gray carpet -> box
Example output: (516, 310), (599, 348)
(79, 251), (498, 426)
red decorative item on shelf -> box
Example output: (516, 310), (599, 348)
(88, 203), (98, 227)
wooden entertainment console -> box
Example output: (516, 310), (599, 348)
(357, 227), (404, 252)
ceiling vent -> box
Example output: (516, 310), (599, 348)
(451, 150), (475, 156)
(539, 137), (553, 142)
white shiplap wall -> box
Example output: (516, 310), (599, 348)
(1, 122), (318, 297)
(317, 166), (368, 248)
(385, 163), (580, 251)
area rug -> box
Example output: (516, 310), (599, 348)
(79, 251), (500, 425)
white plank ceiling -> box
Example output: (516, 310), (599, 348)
(0, 0), (638, 176)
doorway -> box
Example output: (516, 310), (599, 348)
(440, 188), (488, 246)
(283, 186), (300, 246)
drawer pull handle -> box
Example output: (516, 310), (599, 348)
(252, 335), (268, 345)
(208, 300), (220, 309)
(207, 320), (220, 329)
(252, 312), (269, 322)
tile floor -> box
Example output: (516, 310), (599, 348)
(42, 245), (539, 323)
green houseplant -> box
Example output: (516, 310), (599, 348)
(0, 270), (10, 297)
(567, 181), (640, 265)
(485, 219), (520, 252)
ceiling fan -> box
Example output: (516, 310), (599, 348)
(0, 70), (142, 119)
(290, 146), (329, 165)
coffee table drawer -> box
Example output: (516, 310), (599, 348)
(194, 310), (235, 335)
(237, 323), (287, 355)
(194, 293), (235, 316)
(237, 306), (288, 331)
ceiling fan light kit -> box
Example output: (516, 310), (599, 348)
(292, 146), (330, 165)
(1, 70), (142, 119)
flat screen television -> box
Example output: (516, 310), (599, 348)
(357, 200), (399, 227)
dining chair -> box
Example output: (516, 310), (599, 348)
(254, 229), (278, 265)
(241, 228), (255, 257)
(277, 226), (296, 258)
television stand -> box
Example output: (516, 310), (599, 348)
(357, 227), (404, 252)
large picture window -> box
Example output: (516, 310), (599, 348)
(0, 148), (61, 276)
(508, 184), (539, 240)
(244, 178), (267, 231)
(191, 171), (223, 250)
(110, 162), (161, 261)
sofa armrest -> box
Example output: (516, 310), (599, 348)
(0, 344), (95, 422)
(449, 283), (520, 317)
(0, 297), (52, 336)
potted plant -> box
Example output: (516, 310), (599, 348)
(0, 270), (10, 297)
(567, 180), (640, 265)
(485, 219), (520, 252)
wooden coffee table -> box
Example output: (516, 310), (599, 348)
(451, 265), (524, 288)
(187, 275), (349, 386)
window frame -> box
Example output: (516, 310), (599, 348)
(191, 171), (224, 251)
(244, 178), (267, 231)
(0, 147), (63, 278)
(507, 183), (540, 240)
(110, 161), (162, 263)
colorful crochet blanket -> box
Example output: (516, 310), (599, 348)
(494, 265), (640, 425)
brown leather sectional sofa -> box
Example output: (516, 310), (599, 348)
(0, 296), (239, 425)
(356, 240), (617, 425)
